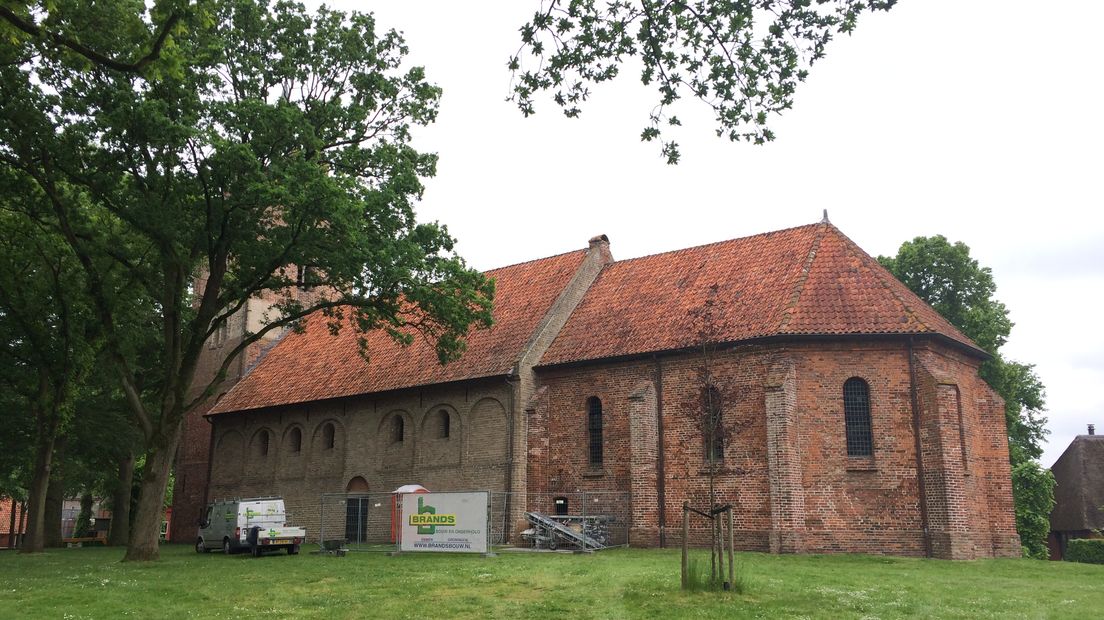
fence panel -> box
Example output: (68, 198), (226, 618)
(320, 489), (632, 552)
(319, 492), (398, 552)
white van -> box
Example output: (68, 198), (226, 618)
(196, 497), (307, 557)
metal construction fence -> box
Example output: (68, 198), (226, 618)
(318, 490), (631, 552)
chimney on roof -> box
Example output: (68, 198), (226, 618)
(587, 234), (614, 267)
(1090, 424), (1096, 436)
(821, 209), (830, 224)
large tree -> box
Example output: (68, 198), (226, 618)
(0, 209), (96, 553)
(0, 0), (493, 561)
(878, 235), (1053, 558)
(510, 0), (898, 163)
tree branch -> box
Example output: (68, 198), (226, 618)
(0, 7), (182, 74)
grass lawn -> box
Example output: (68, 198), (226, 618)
(1, 544), (1101, 619)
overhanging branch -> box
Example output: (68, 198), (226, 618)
(0, 7), (182, 74)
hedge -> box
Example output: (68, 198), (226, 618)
(1065, 538), (1104, 564)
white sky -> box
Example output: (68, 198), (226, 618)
(322, 1), (1103, 466)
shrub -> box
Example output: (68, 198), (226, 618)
(1012, 461), (1056, 559)
(683, 556), (714, 592)
(683, 553), (750, 594)
(1065, 539), (1104, 565)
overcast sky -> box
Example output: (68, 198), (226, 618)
(321, 1), (1103, 466)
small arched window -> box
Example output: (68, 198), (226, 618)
(843, 378), (873, 457)
(587, 397), (603, 466)
(289, 427), (302, 453)
(323, 423), (335, 450)
(392, 415), (404, 443)
(702, 386), (724, 462)
(258, 430), (270, 457)
(553, 496), (569, 516)
(438, 409), (450, 439)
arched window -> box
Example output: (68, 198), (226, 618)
(322, 423), (335, 450)
(843, 378), (873, 457)
(438, 409), (450, 439)
(702, 386), (724, 462)
(392, 415), (404, 443)
(289, 427), (302, 453)
(553, 496), (569, 516)
(257, 430), (270, 457)
(587, 397), (603, 465)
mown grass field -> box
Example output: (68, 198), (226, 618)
(1, 544), (1101, 619)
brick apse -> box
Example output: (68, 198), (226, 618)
(173, 220), (1019, 559)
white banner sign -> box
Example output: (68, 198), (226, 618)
(400, 492), (489, 553)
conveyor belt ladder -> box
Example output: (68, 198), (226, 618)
(525, 512), (605, 550)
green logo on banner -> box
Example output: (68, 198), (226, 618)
(409, 496), (456, 534)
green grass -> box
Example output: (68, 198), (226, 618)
(1, 544), (1102, 619)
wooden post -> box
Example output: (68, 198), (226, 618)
(727, 508), (735, 588)
(714, 517), (722, 584)
(681, 502), (689, 589)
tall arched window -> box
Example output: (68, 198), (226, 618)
(257, 430), (270, 457)
(438, 409), (451, 439)
(702, 386), (724, 462)
(587, 397), (603, 465)
(322, 423), (335, 450)
(392, 415), (405, 443)
(289, 427), (302, 453)
(843, 378), (873, 457)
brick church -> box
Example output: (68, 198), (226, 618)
(170, 218), (1019, 559)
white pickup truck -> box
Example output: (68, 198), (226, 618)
(196, 497), (307, 557)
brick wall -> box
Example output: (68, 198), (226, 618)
(913, 344), (1019, 558)
(206, 378), (513, 545)
(0, 497), (26, 548)
(528, 338), (1018, 558)
(176, 239), (609, 546)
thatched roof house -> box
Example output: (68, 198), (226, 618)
(1049, 426), (1104, 558)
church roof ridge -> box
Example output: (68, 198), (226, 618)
(538, 220), (985, 367)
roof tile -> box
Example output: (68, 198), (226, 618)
(210, 249), (589, 414)
(539, 223), (980, 366)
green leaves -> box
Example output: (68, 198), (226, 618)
(2, 0), (493, 558)
(879, 235), (1011, 354)
(508, 0), (897, 162)
(1011, 461), (1056, 560)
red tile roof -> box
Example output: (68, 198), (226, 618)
(538, 223), (981, 366)
(209, 249), (589, 415)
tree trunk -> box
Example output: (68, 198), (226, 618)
(124, 428), (180, 561)
(19, 431), (57, 554)
(727, 509), (735, 588)
(44, 470), (65, 547)
(108, 453), (135, 546)
(17, 500), (28, 548)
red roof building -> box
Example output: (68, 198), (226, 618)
(179, 220), (1018, 559)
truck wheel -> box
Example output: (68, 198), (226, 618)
(223, 538), (232, 555)
(248, 527), (261, 558)
(287, 544), (299, 555)
(195, 538), (206, 553)
(548, 538), (558, 551)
